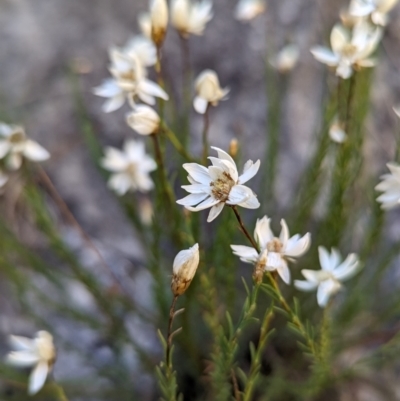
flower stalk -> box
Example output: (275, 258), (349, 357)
(202, 105), (210, 164)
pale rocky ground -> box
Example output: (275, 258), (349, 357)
(1, 0), (400, 400)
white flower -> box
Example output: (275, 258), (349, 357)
(126, 105), (160, 135)
(93, 49), (168, 113)
(349, 0), (399, 26)
(138, 12), (152, 38)
(171, 243), (200, 295)
(231, 216), (311, 284)
(6, 331), (56, 395)
(101, 139), (157, 195)
(311, 21), (382, 79)
(122, 35), (157, 67)
(295, 247), (360, 307)
(329, 119), (347, 143)
(375, 163), (400, 209)
(0, 123), (50, 170)
(177, 146), (260, 222)
(193, 70), (229, 114)
(234, 0), (266, 21)
(269, 44), (300, 73)
(150, 0), (169, 46)
(171, 0), (213, 37)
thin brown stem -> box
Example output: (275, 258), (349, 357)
(202, 106), (211, 165)
(166, 295), (179, 367)
(231, 368), (241, 401)
(231, 206), (260, 252)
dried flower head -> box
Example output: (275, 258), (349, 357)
(231, 216), (311, 284)
(101, 140), (157, 195)
(295, 247), (360, 307)
(150, 0), (169, 47)
(311, 21), (382, 79)
(6, 331), (56, 395)
(234, 0), (266, 21)
(171, 243), (200, 296)
(171, 0), (213, 37)
(177, 147), (260, 222)
(375, 163), (400, 209)
(0, 123), (50, 170)
(193, 70), (229, 114)
(126, 105), (160, 135)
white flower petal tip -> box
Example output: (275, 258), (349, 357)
(171, 243), (200, 295)
(232, 215), (310, 283)
(126, 105), (160, 135)
(6, 331), (56, 395)
(296, 247), (361, 307)
(393, 106), (400, 118)
(329, 120), (347, 143)
(375, 162), (400, 210)
(177, 147), (259, 221)
(101, 139), (156, 195)
(270, 44), (300, 73)
(193, 70), (228, 114)
(234, 0), (266, 21)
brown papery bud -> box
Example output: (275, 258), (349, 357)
(171, 244), (199, 296)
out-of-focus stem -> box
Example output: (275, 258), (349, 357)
(161, 123), (195, 162)
(231, 206), (260, 252)
(166, 295), (179, 367)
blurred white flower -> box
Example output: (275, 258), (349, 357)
(234, 0), (266, 21)
(349, 0), (399, 26)
(375, 163), (400, 209)
(138, 12), (152, 38)
(329, 120), (347, 143)
(269, 44), (300, 73)
(311, 21), (382, 79)
(126, 105), (160, 135)
(177, 146), (260, 222)
(150, 0), (169, 46)
(0, 123), (50, 170)
(295, 247), (360, 307)
(171, 243), (200, 295)
(101, 140), (157, 195)
(171, 0), (213, 37)
(231, 216), (311, 284)
(193, 70), (229, 114)
(6, 331), (56, 395)
(93, 49), (168, 113)
(122, 35), (157, 67)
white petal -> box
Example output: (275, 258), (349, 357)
(294, 279), (318, 292)
(279, 219), (289, 245)
(23, 140), (50, 161)
(102, 94), (126, 113)
(285, 233), (311, 258)
(193, 96), (208, 114)
(254, 216), (274, 248)
(238, 159), (260, 184)
(227, 184), (252, 205)
(230, 245), (258, 262)
(176, 192), (209, 206)
(139, 79), (169, 100)
(331, 24), (350, 53)
(207, 202), (225, 222)
(108, 173), (132, 195)
(93, 79), (122, 97)
(183, 163), (212, 185)
(186, 196), (219, 211)
(181, 184), (210, 194)
(277, 260), (290, 284)
(28, 361), (49, 395)
(318, 246), (335, 271)
(301, 269), (322, 284)
(317, 279), (340, 307)
(210, 146), (236, 167)
(310, 47), (340, 66)
(6, 351), (39, 367)
(0, 141), (11, 159)
(6, 153), (23, 170)
(9, 335), (35, 351)
(238, 194), (260, 209)
(333, 254), (360, 281)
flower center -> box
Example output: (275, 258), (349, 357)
(126, 162), (138, 179)
(9, 130), (26, 144)
(210, 171), (235, 202)
(342, 44), (357, 58)
(266, 238), (283, 253)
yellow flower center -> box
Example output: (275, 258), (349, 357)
(342, 44), (357, 58)
(266, 238), (283, 253)
(9, 130), (26, 144)
(210, 171), (235, 202)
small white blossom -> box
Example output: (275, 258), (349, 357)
(94, 48), (168, 113)
(101, 139), (157, 195)
(177, 146), (260, 222)
(349, 0), (399, 26)
(329, 120), (347, 143)
(171, 243), (200, 295)
(295, 247), (360, 307)
(122, 35), (157, 67)
(193, 70), (229, 114)
(269, 44), (300, 73)
(0, 123), (50, 170)
(375, 163), (400, 209)
(311, 21), (382, 79)
(138, 13), (152, 38)
(150, 0), (169, 46)
(234, 0), (266, 21)
(6, 331), (56, 395)
(126, 105), (160, 135)
(171, 0), (213, 37)
(231, 216), (311, 284)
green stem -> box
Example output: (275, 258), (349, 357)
(231, 206), (260, 252)
(161, 123), (195, 162)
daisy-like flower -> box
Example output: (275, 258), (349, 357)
(231, 216), (311, 284)
(193, 70), (229, 114)
(171, 243), (200, 296)
(234, 0), (266, 21)
(6, 331), (56, 395)
(122, 35), (157, 67)
(311, 21), (382, 79)
(269, 44), (300, 73)
(126, 104), (160, 135)
(295, 247), (360, 307)
(176, 146), (260, 222)
(93, 48), (168, 113)
(171, 0), (213, 37)
(329, 119), (347, 143)
(349, 0), (399, 26)
(375, 163), (400, 209)
(0, 123), (50, 170)
(101, 139), (157, 195)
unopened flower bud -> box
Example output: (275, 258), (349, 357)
(150, 0), (169, 47)
(171, 243), (199, 296)
(229, 138), (239, 158)
(126, 105), (160, 135)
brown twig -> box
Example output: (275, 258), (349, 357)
(202, 105), (211, 165)
(231, 206), (260, 252)
(166, 295), (179, 367)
